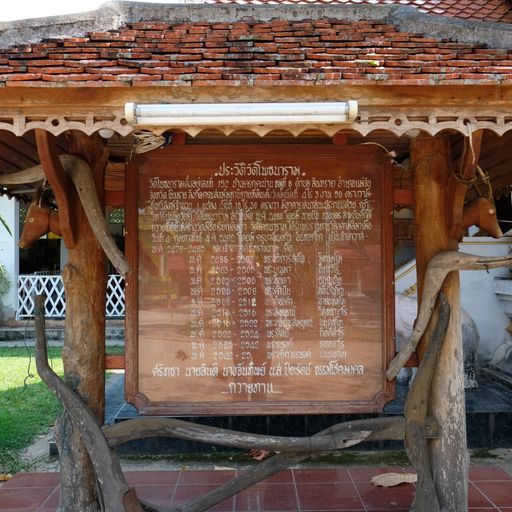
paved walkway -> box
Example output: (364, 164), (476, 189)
(1, 466), (511, 511)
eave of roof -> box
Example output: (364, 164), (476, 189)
(1, 4), (512, 88)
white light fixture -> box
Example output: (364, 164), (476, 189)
(124, 101), (358, 127)
(98, 128), (115, 139)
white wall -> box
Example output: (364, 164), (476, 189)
(394, 236), (512, 363)
(0, 196), (18, 320)
(459, 237), (512, 362)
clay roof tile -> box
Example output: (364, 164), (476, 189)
(206, 0), (512, 23)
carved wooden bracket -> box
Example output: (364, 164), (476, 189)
(35, 129), (77, 249)
(447, 129), (483, 239)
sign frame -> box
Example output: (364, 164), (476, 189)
(125, 144), (395, 415)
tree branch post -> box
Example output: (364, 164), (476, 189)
(411, 135), (468, 510)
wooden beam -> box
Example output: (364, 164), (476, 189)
(35, 129), (77, 249)
(172, 131), (186, 145)
(332, 133), (348, 145)
(393, 188), (412, 206)
(105, 354), (125, 370)
(105, 190), (124, 207)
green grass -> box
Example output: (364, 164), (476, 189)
(0, 347), (63, 473)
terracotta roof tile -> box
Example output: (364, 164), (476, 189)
(205, 0), (512, 24)
(1, 18), (512, 87)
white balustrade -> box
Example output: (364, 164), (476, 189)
(17, 274), (125, 319)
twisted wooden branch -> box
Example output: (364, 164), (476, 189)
(61, 154), (130, 276)
(387, 250), (512, 380)
(405, 292), (450, 512)
(106, 415), (438, 512)
(33, 295), (143, 512)
(0, 165), (45, 185)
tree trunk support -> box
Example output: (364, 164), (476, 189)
(53, 131), (109, 512)
(411, 135), (467, 511)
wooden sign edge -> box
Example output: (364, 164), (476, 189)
(125, 144), (396, 416)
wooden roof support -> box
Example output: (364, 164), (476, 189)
(56, 131), (111, 512)
(411, 135), (467, 510)
(35, 129), (77, 249)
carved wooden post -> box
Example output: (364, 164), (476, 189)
(411, 135), (468, 510)
(56, 131), (109, 511)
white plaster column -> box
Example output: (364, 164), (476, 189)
(0, 196), (19, 320)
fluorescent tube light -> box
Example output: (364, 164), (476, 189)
(124, 101), (358, 127)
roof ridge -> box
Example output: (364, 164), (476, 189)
(1, 2), (512, 50)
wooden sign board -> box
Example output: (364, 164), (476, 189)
(126, 145), (394, 415)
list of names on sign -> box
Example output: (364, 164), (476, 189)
(127, 145), (394, 415)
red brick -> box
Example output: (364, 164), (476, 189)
(8, 52), (48, 59)
(90, 32), (135, 42)
(100, 74), (137, 81)
(341, 73), (366, 79)
(5, 80), (55, 87)
(170, 54), (203, 61)
(63, 38), (90, 45)
(71, 59), (111, 67)
(117, 59), (155, 67)
(195, 62), (226, 70)
(443, 59), (491, 67)
(211, 23), (231, 30)
(48, 52), (99, 59)
(130, 22), (170, 30)
(29, 66), (84, 74)
(190, 73), (223, 80)
(67, 74), (102, 81)
(422, 66), (467, 73)
(131, 74), (162, 81)
(0, 66), (25, 72)
(221, 72), (251, 80)
(434, 73), (461, 80)
(140, 66), (173, 74)
(460, 73), (497, 82)
(178, 46), (207, 53)
(252, 75), (282, 82)
(161, 69), (196, 77)
(479, 66), (512, 73)
(86, 67), (138, 74)
(11, 59), (64, 66)
(68, 80), (130, 87)
(0, 73), (41, 80)
(383, 60), (424, 67)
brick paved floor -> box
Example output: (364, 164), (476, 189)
(1, 467), (511, 511)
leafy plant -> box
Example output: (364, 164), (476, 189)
(0, 265), (9, 298)
(0, 211), (11, 299)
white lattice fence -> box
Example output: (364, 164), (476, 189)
(17, 274), (125, 318)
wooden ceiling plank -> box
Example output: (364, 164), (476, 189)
(0, 131), (40, 163)
(35, 129), (76, 249)
(0, 142), (38, 171)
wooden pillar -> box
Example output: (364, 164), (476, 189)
(411, 135), (468, 510)
(56, 131), (109, 511)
